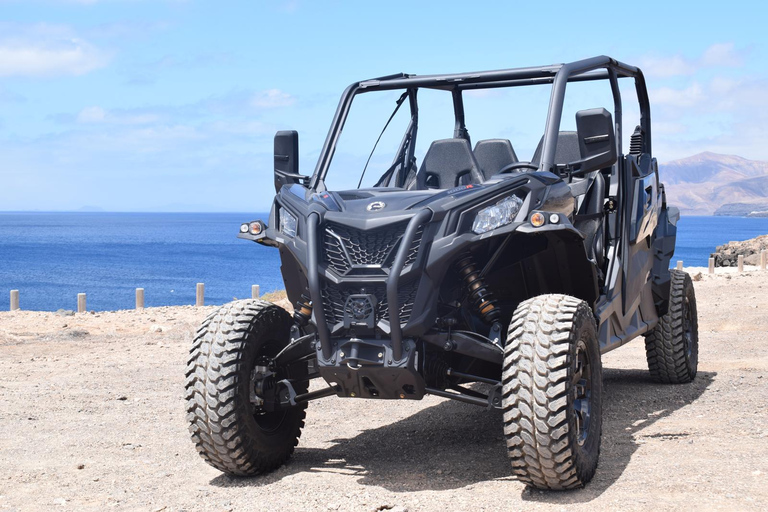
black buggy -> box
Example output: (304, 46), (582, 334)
(186, 56), (698, 490)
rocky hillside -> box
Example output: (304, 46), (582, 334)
(659, 152), (768, 216)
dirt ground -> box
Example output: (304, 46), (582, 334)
(1, 270), (767, 511)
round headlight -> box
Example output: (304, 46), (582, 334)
(249, 221), (263, 235)
(530, 212), (546, 227)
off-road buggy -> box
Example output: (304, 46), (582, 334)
(185, 56), (698, 490)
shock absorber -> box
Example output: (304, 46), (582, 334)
(293, 293), (313, 326)
(455, 253), (501, 324)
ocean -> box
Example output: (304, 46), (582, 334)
(1, 212), (767, 312)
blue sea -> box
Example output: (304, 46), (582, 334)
(1, 212), (767, 312)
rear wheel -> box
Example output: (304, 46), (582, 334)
(185, 299), (307, 475)
(502, 294), (602, 490)
(645, 269), (698, 383)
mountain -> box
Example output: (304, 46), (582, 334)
(659, 152), (768, 216)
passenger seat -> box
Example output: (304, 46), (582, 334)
(414, 138), (485, 190)
(473, 139), (519, 179)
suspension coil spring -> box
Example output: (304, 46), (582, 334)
(455, 253), (501, 324)
(293, 293), (313, 326)
(424, 353), (450, 389)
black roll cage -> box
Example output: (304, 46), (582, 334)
(308, 55), (651, 191)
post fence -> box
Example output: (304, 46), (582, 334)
(196, 283), (205, 306)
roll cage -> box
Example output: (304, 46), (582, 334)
(309, 55), (651, 191)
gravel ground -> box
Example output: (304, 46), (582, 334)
(1, 271), (767, 511)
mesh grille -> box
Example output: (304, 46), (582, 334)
(323, 234), (350, 274)
(323, 221), (422, 275)
(404, 227), (423, 267)
(321, 280), (420, 329)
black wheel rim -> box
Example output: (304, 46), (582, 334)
(251, 344), (289, 434)
(573, 339), (593, 446)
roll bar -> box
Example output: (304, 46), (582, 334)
(309, 56), (651, 190)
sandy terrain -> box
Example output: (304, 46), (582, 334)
(1, 271), (767, 511)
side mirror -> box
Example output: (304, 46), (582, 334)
(274, 130), (307, 192)
(568, 108), (617, 176)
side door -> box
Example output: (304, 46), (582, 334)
(622, 152), (660, 315)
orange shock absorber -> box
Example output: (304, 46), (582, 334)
(454, 253), (501, 324)
(293, 293), (313, 326)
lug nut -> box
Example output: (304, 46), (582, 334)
(377, 352), (383, 358)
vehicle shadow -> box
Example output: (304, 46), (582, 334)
(210, 367), (714, 500)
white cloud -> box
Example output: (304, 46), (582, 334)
(638, 55), (697, 78)
(639, 42), (747, 78)
(76, 106), (161, 125)
(700, 42), (744, 67)
(0, 23), (111, 77)
(250, 89), (296, 108)
(650, 83), (706, 108)
(77, 106), (107, 123)
(649, 75), (768, 161)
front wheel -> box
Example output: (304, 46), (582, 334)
(502, 294), (602, 490)
(185, 299), (308, 475)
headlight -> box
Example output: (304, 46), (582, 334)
(472, 195), (523, 234)
(279, 209), (297, 237)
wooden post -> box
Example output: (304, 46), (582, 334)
(762, 250), (767, 271)
(196, 283), (204, 306)
(136, 288), (145, 310)
(10, 290), (19, 311)
(252, 285), (260, 300)
(738, 254), (744, 273)
(676, 260), (683, 271)
(708, 257), (715, 274)
(77, 293), (86, 313)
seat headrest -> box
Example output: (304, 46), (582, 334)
(416, 138), (484, 190)
(473, 139), (519, 178)
(531, 131), (581, 167)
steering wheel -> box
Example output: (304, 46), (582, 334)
(498, 162), (539, 174)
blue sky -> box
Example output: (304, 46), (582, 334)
(0, 0), (766, 211)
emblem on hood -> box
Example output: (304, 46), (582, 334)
(366, 201), (386, 212)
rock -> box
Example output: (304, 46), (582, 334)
(693, 272), (702, 281)
(711, 234), (768, 267)
(150, 325), (163, 333)
(56, 309), (75, 317)
(76, 464), (85, 470)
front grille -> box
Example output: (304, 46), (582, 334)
(321, 280), (420, 329)
(323, 221), (423, 275)
(404, 227), (423, 267)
